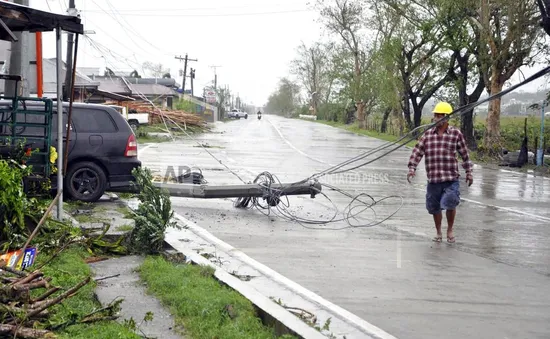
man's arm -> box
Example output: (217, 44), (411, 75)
(456, 131), (473, 179)
(407, 136), (425, 174)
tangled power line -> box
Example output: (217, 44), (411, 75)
(82, 1), (550, 230)
(234, 66), (550, 230)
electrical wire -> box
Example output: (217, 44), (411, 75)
(231, 65), (550, 230)
(100, 55), (252, 185)
(84, 19), (550, 231)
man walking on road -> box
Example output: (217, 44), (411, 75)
(407, 102), (474, 243)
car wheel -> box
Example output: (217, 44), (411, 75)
(244, 114), (248, 119)
(129, 121), (139, 131)
(65, 161), (107, 202)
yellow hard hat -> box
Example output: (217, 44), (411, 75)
(432, 102), (453, 114)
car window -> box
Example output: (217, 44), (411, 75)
(51, 112), (71, 136)
(71, 108), (117, 133)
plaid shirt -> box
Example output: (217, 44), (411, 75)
(408, 126), (473, 183)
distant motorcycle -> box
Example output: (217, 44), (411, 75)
(257, 114), (262, 120)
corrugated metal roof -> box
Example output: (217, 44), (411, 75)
(127, 83), (177, 96)
(92, 76), (131, 94)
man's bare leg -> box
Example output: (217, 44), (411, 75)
(433, 212), (443, 240)
(446, 209), (456, 240)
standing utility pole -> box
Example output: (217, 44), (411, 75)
(64, 0), (77, 101)
(209, 65), (221, 91)
(175, 54), (197, 94)
(7, 0), (30, 97)
(190, 68), (195, 96)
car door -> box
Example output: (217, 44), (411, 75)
(69, 107), (119, 158)
(52, 111), (76, 159)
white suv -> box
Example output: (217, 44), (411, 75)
(228, 109), (248, 119)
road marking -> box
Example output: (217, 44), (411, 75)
(267, 117), (333, 166)
(174, 212), (398, 339)
(270, 117), (550, 223)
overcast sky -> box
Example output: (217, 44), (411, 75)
(30, 0), (325, 107)
(27, 0), (550, 106)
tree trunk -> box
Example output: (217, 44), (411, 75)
(483, 79), (503, 153)
(402, 97), (413, 130)
(381, 107), (392, 133)
(412, 99), (422, 128)
(461, 109), (476, 149)
(354, 52), (365, 128)
(357, 101), (366, 129)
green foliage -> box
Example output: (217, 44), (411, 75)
(265, 78), (302, 116)
(129, 167), (178, 254)
(475, 116), (550, 152)
(0, 160), (49, 251)
(138, 256), (297, 339)
(175, 99), (198, 113)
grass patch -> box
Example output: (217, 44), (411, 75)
(315, 119), (418, 147)
(73, 213), (108, 224)
(136, 134), (166, 144)
(136, 123), (209, 144)
(116, 224), (134, 232)
(116, 206), (135, 219)
(138, 256), (296, 339)
(139, 123), (207, 136)
(36, 247), (140, 339)
(117, 193), (137, 200)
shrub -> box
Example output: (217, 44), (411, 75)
(129, 167), (179, 254)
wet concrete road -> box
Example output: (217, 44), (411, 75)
(139, 115), (550, 339)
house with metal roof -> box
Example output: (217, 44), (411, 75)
(86, 74), (180, 109)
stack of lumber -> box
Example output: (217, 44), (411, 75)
(106, 101), (206, 127)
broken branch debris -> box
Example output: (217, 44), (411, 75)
(0, 264), (91, 338)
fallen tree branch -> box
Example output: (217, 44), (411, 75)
(94, 274), (120, 282)
(0, 265), (29, 277)
(0, 324), (54, 339)
(31, 287), (60, 303)
(12, 271), (43, 286)
(11, 276), (91, 324)
(11, 190), (63, 270)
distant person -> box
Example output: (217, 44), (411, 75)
(406, 102), (473, 244)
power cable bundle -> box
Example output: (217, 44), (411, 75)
(82, 22), (550, 231)
(231, 66), (550, 230)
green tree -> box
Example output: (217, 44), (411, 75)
(265, 78), (301, 117)
(290, 41), (335, 116)
(471, 0), (545, 153)
(316, 0), (374, 128)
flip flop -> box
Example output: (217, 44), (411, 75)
(432, 236), (442, 242)
(447, 236), (455, 243)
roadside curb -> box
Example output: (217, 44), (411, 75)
(122, 198), (397, 339)
(163, 237), (326, 339)
(121, 200), (326, 339)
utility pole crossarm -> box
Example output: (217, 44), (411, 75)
(175, 54), (197, 94)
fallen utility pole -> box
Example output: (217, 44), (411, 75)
(152, 181), (321, 200)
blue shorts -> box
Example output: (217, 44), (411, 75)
(426, 180), (460, 214)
